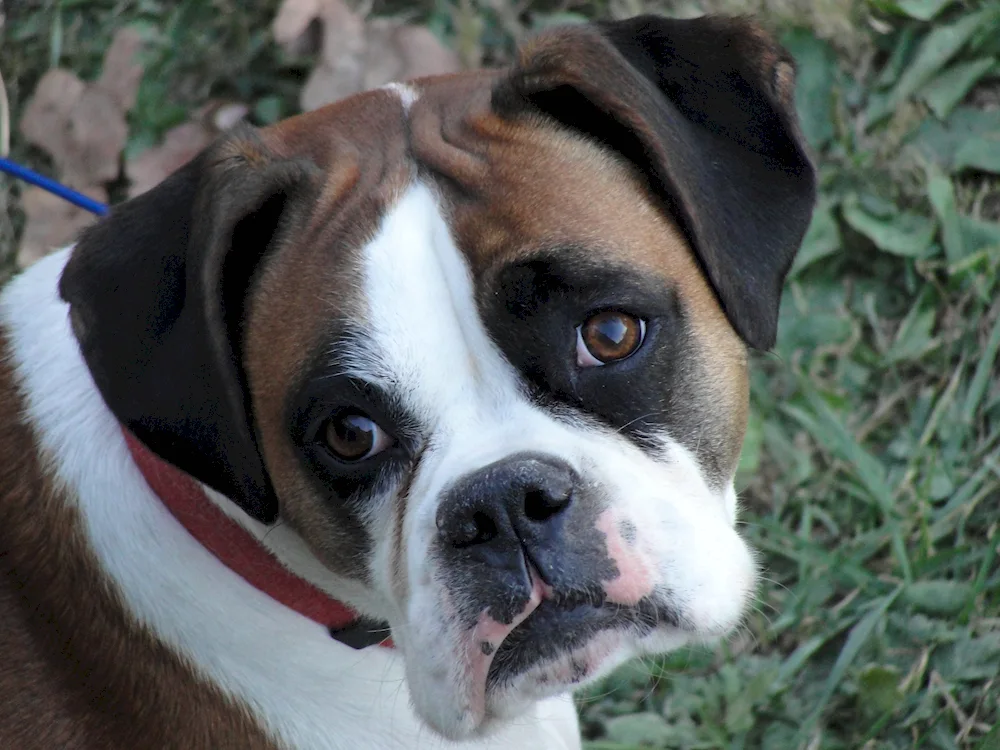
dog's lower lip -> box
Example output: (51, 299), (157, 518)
(484, 598), (666, 687)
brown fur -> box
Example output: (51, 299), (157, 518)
(0, 332), (280, 750)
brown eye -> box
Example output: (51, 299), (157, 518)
(576, 311), (646, 367)
(324, 412), (392, 461)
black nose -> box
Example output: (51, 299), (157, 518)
(436, 453), (575, 561)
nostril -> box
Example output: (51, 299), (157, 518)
(524, 487), (571, 523)
(471, 512), (498, 544)
(447, 511), (499, 548)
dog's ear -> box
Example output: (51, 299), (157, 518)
(59, 124), (319, 523)
(493, 15), (816, 350)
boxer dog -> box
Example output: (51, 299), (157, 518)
(0, 14), (815, 749)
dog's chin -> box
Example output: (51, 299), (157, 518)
(481, 619), (637, 724)
(406, 599), (691, 742)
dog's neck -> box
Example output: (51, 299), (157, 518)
(122, 429), (392, 648)
(0, 248), (577, 749)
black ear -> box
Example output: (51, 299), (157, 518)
(493, 15), (817, 349)
(59, 124), (318, 523)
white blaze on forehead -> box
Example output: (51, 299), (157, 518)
(355, 181), (522, 434)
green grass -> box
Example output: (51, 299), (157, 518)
(2, 1), (999, 748)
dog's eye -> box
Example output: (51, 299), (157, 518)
(323, 411), (393, 461)
(576, 311), (646, 367)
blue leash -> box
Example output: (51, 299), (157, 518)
(0, 156), (110, 217)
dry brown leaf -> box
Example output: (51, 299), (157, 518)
(21, 82), (127, 186)
(126, 122), (214, 198)
(17, 28), (145, 266)
(17, 185), (106, 268)
(387, 25), (462, 80)
(19, 69), (87, 163)
(64, 86), (130, 185)
(274, 0), (460, 112)
(273, 0), (323, 57)
(98, 28), (145, 112)
(298, 0), (367, 112)
(362, 21), (461, 92)
(19, 28), (142, 186)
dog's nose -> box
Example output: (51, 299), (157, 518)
(436, 453), (575, 561)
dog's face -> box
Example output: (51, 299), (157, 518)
(60, 16), (815, 741)
(249, 123), (757, 735)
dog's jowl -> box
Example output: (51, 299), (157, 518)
(0, 15), (815, 749)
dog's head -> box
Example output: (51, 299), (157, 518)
(60, 15), (814, 740)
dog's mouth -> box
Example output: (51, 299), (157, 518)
(484, 595), (673, 690)
(460, 559), (682, 704)
(402, 539), (748, 741)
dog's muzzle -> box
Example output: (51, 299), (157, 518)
(433, 452), (636, 682)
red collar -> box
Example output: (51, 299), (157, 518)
(123, 430), (392, 649)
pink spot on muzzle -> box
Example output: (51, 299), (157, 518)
(596, 511), (654, 605)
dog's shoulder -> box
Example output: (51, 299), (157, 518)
(0, 331), (97, 748)
(0, 308), (283, 750)
(0, 576), (89, 748)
